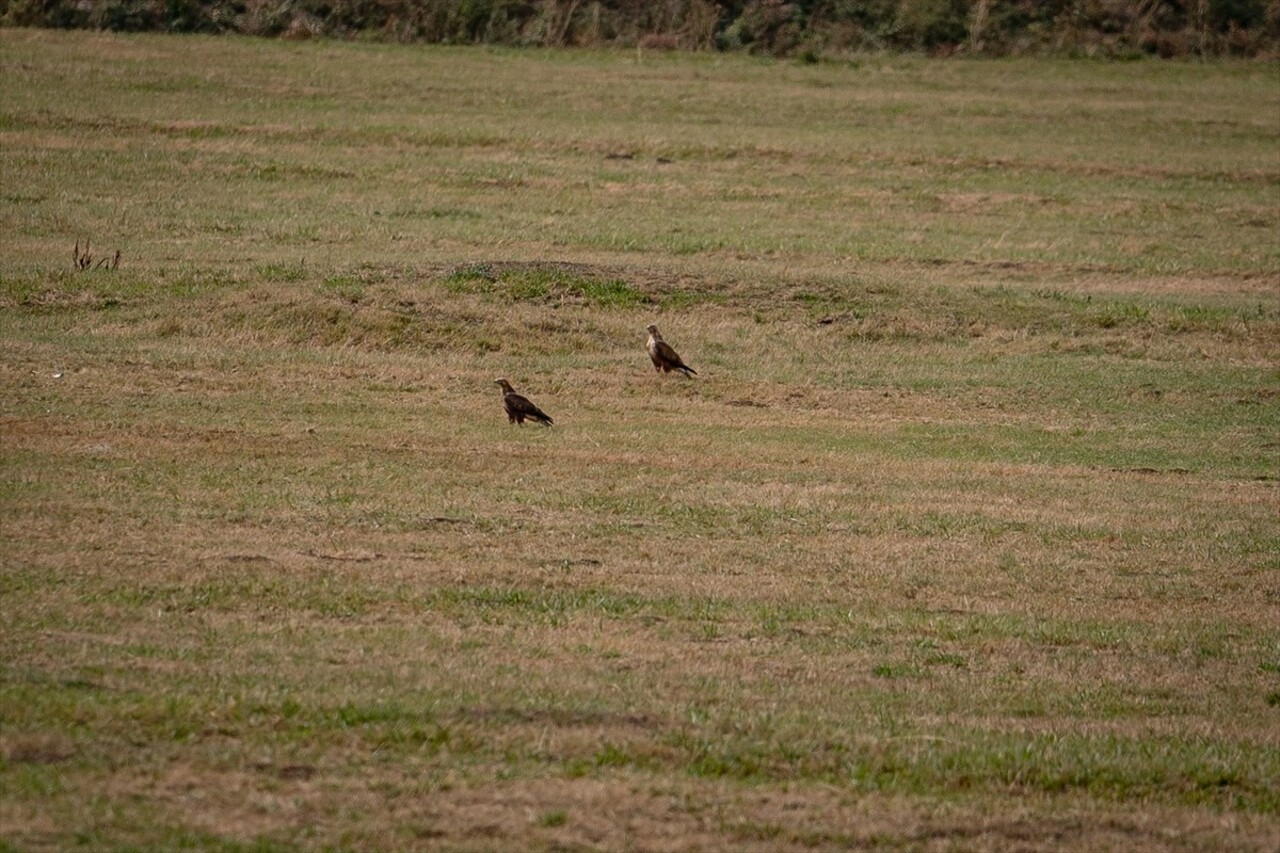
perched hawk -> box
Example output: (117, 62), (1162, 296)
(646, 324), (697, 377)
(494, 379), (554, 426)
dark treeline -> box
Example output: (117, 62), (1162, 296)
(4, 0), (1278, 57)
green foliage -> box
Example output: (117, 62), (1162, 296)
(4, 0), (1278, 56)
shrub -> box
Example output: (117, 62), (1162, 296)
(3, 0), (1277, 57)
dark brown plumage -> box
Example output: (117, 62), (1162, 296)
(646, 324), (696, 377)
(495, 379), (554, 426)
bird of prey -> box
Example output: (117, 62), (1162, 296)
(494, 379), (554, 426)
(645, 324), (697, 377)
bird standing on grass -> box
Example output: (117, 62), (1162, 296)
(495, 379), (554, 426)
(645, 324), (697, 377)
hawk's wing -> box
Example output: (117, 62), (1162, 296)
(654, 340), (696, 375)
(505, 392), (554, 424)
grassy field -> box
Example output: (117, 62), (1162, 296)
(2, 29), (1279, 851)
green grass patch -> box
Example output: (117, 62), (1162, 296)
(444, 263), (648, 308)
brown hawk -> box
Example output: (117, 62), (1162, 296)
(494, 379), (554, 426)
(646, 324), (697, 377)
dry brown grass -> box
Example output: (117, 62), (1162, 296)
(4, 304), (1277, 848)
(2, 28), (1279, 852)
